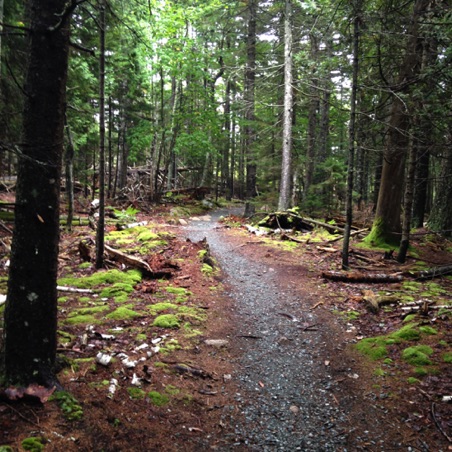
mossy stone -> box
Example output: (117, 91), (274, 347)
(390, 324), (420, 341)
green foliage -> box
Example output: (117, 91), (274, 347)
(113, 206), (140, 223)
(443, 352), (452, 363)
(50, 391), (83, 421)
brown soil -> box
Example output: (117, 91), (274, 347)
(0, 204), (451, 451)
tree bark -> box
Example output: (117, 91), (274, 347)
(4, 0), (72, 387)
(342, 1), (361, 270)
(278, 0), (293, 211)
(370, 0), (431, 245)
(96, 0), (106, 269)
(244, 0), (257, 199)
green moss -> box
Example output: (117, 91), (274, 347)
(443, 352), (452, 363)
(78, 262), (91, 269)
(137, 230), (159, 241)
(414, 367), (428, 376)
(402, 281), (422, 292)
(100, 282), (135, 302)
(363, 217), (399, 248)
(165, 287), (191, 296)
(58, 330), (75, 344)
(201, 263), (214, 276)
(153, 361), (168, 368)
(74, 305), (110, 316)
(50, 391), (83, 421)
(161, 338), (181, 354)
(402, 345), (433, 366)
(21, 437), (45, 452)
(390, 324), (420, 341)
(407, 377), (420, 384)
(383, 358), (393, 365)
(177, 305), (207, 322)
(127, 387), (146, 399)
(355, 337), (388, 360)
(164, 385), (180, 396)
(58, 296), (69, 304)
(64, 314), (100, 325)
(418, 326), (437, 335)
(403, 314), (417, 323)
(0, 446), (14, 452)
(153, 314), (180, 328)
(374, 368), (385, 377)
(149, 302), (178, 315)
(147, 391), (170, 406)
(58, 269), (142, 290)
(136, 333), (147, 341)
(106, 306), (141, 321)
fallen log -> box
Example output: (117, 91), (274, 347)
(104, 244), (173, 278)
(327, 228), (368, 243)
(362, 290), (400, 313)
(322, 270), (404, 283)
(105, 243), (152, 273)
(406, 264), (452, 280)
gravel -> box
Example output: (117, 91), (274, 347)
(184, 207), (413, 452)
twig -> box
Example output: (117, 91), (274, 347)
(4, 403), (41, 428)
(310, 301), (324, 311)
(431, 402), (452, 443)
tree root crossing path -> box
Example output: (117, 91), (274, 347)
(184, 207), (422, 452)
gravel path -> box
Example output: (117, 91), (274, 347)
(184, 207), (410, 451)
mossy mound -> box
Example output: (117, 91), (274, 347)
(106, 306), (142, 321)
(402, 345), (433, 366)
(100, 282), (135, 302)
(50, 391), (83, 421)
(21, 437), (45, 452)
(153, 314), (180, 328)
(355, 337), (388, 360)
(58, 269), (142, 290)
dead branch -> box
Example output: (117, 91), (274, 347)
(322, 270), (404, 283)
(57, 286), (94, 294)
(327, 228), (368, 243)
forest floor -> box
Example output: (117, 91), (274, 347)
(0, 196), (451, 451)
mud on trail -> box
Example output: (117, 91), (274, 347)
(0, 205), (450, 451)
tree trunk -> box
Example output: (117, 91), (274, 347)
(3, 0), (71, 387)
(96, 0), (106, 269)
(398, 130), (417, 262)
(64, 119), (75, 231)
(429, 146), (452, 236)
(244, 0), (257, 199)
(278, 0), (293, 211)
(369, 0), (430, 245)
(342, 1), (361, 270)
(304, 35), (319, 200)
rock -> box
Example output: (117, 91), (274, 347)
(205, 339), (229, 347)
(179, 218), (188, 225)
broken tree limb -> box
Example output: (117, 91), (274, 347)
(104, 244), (153, 274)
(362, 290), (400, 313)
(57, 286), (94, 294)
(327, 228), (368, 243)
(406, 264), (452, 280)
(322, 270), (404, 283)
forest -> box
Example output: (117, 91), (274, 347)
(0, 0), (451, 450)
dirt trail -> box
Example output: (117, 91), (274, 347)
(184, 208), (427, 451)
